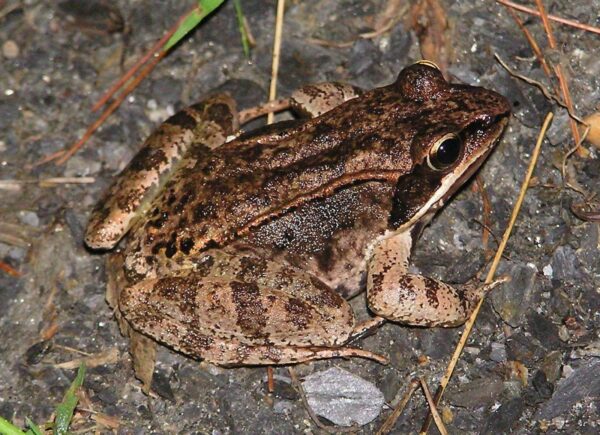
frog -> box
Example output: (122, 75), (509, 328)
(85, 62), (510, 370)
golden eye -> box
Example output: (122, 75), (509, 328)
(427, 133), (462, 171)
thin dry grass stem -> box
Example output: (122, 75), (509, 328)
(307, 1), (408, 48)
(376, 378), (419, 435)
(501, 5), (557, 95)
(474, 175), (493, 258)
(54, 344), (93, 357)
(306, 37), (354, 49)
(0, 177), (95, 190)
(533, 0), (556, 46)
(533, 0), (583, 157)
(263, 0), (287, 396)
(420, 112), (554, 434)
(91, 6), (195, 111)
(561, 124), (591, 191)
(39, 177), (96, 186)
(555, 65), (584, 157)
(0, 233), (29, 247)
(30, 150), (66, 168)
(0, 261), (21, 277)
(494, 54), (591, 185)
(288, 367), (359, 433)
(419, 378), (448, 435)
(54, 347), (119, 369)
(495, 55), (585, 126)
(267, 366), (274, 393)
(496, 0), (600, 35)
(361, 0), (406, 39)
(55, 51), (166, 165)
(267, 0), (285, 125)
(42, 6), (197, 165)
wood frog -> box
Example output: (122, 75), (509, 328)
(85, 62), (510, 368)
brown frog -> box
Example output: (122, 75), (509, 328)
(85, 62), (510, 368)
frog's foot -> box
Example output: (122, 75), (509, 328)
(367, 232), (502, 327)
(119, 272), (386, 365)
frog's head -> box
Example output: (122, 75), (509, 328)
(388, 61), (510, 231)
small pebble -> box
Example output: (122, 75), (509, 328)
(2, 40), (19, 58)
(18, 210), (40, 227)
(302, 367), (384, 427)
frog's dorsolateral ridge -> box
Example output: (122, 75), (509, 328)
(86, 63), (510, 367)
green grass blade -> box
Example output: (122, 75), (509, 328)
(53, 363), (86, 435)
(233, 0), (250, 57)
(0, 416), (26, 435)
(24, 418), (43, 435)
(164, 0), (225, 52)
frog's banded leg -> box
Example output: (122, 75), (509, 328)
(367, 232), (492, 327)
(290, 82), (363, 118)
(119, 272), (387, 365)
(238, 82), (363, 126)
(85, 94), (238, 250)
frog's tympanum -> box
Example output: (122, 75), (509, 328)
(86, 63), (510, 368)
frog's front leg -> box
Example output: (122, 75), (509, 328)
(367, 232), (488, 327)
(85, 94), (238, 250)
(119, 250), (386, 365)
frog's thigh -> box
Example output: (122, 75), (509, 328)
(291, 82), (363, 118)
(367, 232), (483, 327)
(119, 273), (371, 365)
(85, 94), (239, 250)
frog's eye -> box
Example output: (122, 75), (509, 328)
(427, 133), (462, 171)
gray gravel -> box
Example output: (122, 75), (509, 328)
(1, 0), (600, 433)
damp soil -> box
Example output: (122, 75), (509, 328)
(1, 0), (599, 433)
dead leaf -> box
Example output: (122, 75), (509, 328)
(92, 412), (121, 430)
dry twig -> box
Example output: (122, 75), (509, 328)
(266, 0), (285, 125)
(420, 378), (448, 435)
(376, 378), (419, 435)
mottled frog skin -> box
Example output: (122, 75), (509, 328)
(86, 63), (510, 367)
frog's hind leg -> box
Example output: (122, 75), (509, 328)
(367, 232), (495, 327)
(238, 82), (363, 126)
(85, 94), (238, 250)
(290, 82), (363, 118)
(119, 270), (387, 366)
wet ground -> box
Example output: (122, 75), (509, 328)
(1, 0), (599, 433)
